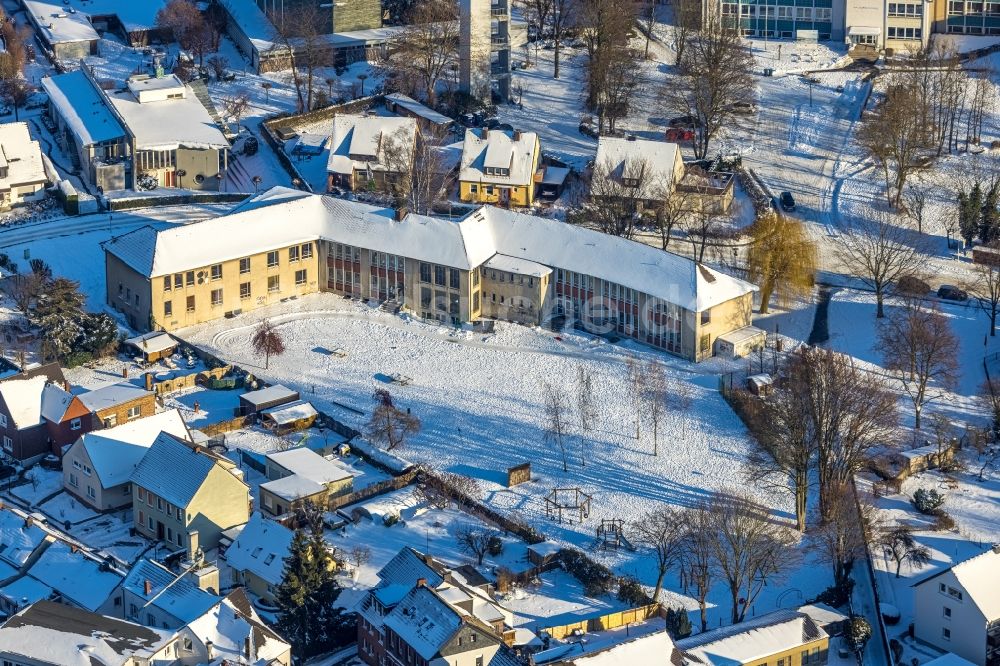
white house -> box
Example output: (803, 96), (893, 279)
(913, 546), (1000, 666)
(325, 114), (417, 193)
(0, 122), (49, 209)
(590, 136), (684, 208)
(61, 409), (190, 511)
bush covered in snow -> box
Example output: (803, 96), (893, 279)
(847, 615), (872, 653)
(616, 576), (652, 606)
(556, 548), (614, 597)
(912, 487), (945, 514)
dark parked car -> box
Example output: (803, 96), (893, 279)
(779, 191), (796, 212)
(668, 115), (702, 128)
(0, 465), (16, 480)
(937, 284), (968, 301)
(578, 122), (599, 139)
(483, 117), (501, 130)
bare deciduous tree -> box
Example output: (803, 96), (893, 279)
(669, 0), (701, 68)
(663, 5), (754, 159)
(367, 389), (421, 451)
(879, 301), (959, 430)
(348, 545), (372, 573)
(681, 198), (728, 263)
(385, 0), (458, 106)
(414, 470), (480, 509)
(579, 0), (636, 127)
(878, 525), (931, 578)
(791, 347), (898, 519)
(251, 319), (285, 369)
(220, 92), (251, 131)
(542, 382), (572, 472)
(456, 525), (500, 565)
(678, 503), (714, 632)
(575, 365), (597, 467)
(268, 2), (331, 112)
(643, 360), (669, 457)
(632, 505), (686, 603)
(813, 482), (877, 591)
(974, 253), (1000, 337)
(856, 78), (932, 208)
(708, 491), (795, 624)
(838, 212), (925, 318)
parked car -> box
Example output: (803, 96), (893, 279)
(728, 101), (758, 115)
(668, 114), (702, 128)
(665, 127), (695, 142)
(460, 112), (482, 127)
(483, 117), (501, 129)
(937, 284), (968, 301)
(779, 191), (796, 212)
(578, 122), (599, 139)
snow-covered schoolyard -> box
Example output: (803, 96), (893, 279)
(180, 292), (831, 620)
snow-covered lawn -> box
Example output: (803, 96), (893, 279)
(163, 386), (244, 426)
(68, 510), (153, 565)
(12, 467), (64, 506)
(38, 491), (100, 525)
(181, 292), (833, 623)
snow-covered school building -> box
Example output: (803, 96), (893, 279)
(102, 187), (760, 362)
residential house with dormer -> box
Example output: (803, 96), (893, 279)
(459, 128), (541, 207)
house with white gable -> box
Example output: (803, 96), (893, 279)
(260, 447), (355, 516)
(913, 546), (1000, 666)
(0, 122), (50, 209)
(590, 136), (685, 211)
(326, 114), (418, 195)
(61, 409), (191, 511)
(459, 128), (541, 207)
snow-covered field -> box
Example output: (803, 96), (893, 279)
(181, 292), (834, 622)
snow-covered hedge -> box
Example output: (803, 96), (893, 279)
(350, 437), (413, 474)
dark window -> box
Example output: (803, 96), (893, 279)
(210, 264), (222, 280)
(164, 301), (172, 317)
(419, 262), (432, 283)
(186, 295), (195, 312)
(434, 265), (446, 286)
(239, 257), (251, 274)
(449, 268), (460, 289)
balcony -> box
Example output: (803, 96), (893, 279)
(490, 62), (510, 75)
(491, 34), (509, 46)
(490, 5), (508, 17)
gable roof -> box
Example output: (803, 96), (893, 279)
(0, 375), (48, 429)
(591, 136), (681, 201)
(0, 509), (49, 568)
(121, 559), (219, 623)
(383, 585), (464, 660)
(130, 432), (235, 508)
(185, 589), (291, 665)
(75, 409), (190, 489)
(76, 382), (151, 413)
(568, 631), (683, 666)
(0, 122), (48, 192)
(104, 190), (756, 313)
(377, 546), (447, 590)
(39, 383), (78, 423)
(266, 447), (354, 484)
(916, 548), (1000, 620)
(675, 610), (826, 665)
(460, 128), (538, 186)
(327, 114), (417, 175)
(26, 541), (123, 611)
(0, 600), (174, 666)
(40, 71), (126, 147)
(223, 512), (294, 587)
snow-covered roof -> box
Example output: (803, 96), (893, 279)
(23, 0), (99, 45)
(385, 93), (454, 127)
(121, 559), (220, 623)
(460, 128), (539, 186)
(224, 513), (293, 587)
(240, 384), (298, 408)
(382, 585), (463, 660)
(0, 509), (49, 568)
(261, 399), (318, 426)
(326, 114), (417, 175)
(931, 548), (1000, 620)
(0, 375), (48, 429)
(573, 631), (681, 666)
(27, 540), (123, 611)
(105, 80), (229, 152)
(718, 325), (766, 346)
(41, 71), (126, 147)
(77, 381), (150, 413)
(125, 331), (178, 355)
(39, 382), (75, 423)
(0, 122), (48, 192)
(377, 547), (447, 589)
(0, 600), (174, 666)
(185, 590), (290, 665)
(130, 432), (229, 508)
(104, 190), (756, 312)
(591, 136), (681, 201)
(0, 573), (53, 606)
(676, 610), (826, 665)
(74, 409), (189, 488)
(266, 447), (354, 484)
(484, 253), (552, 278)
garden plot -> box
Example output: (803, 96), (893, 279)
(182, 292), (834, 623)
(11, 467), (64, 507)
(68, 510), (152, 565)
(39, 491), (100, 526)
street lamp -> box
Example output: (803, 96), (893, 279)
(216, 172), (224, 193)
(252, 175), (262, 193)
(176, 169), (187, 190)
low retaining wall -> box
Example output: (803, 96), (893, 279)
(107, 191), (250, 211)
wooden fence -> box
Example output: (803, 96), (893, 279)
(540, 603), (665, 640)
(200, 415), (253, 438)
(147, 365), (232, 396)
(329, 468), (420, 511)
